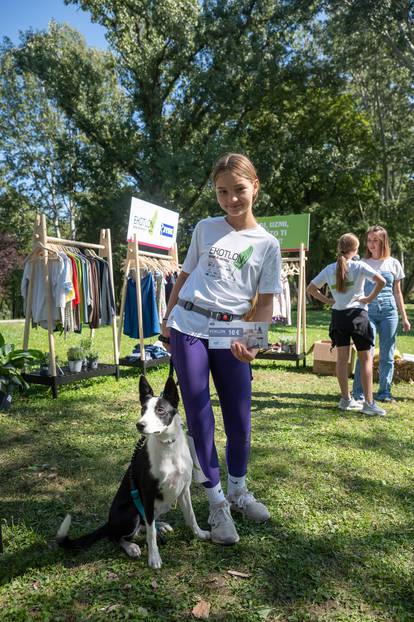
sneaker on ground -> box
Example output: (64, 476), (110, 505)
(208, 499), (239, 545)
(338, 397), (364, 411)
(227, 487), (270, 523)
(362, 400), (386, 416)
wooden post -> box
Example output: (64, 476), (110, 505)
(300, 244), (307, 363)
(39, 214), (57, 378)
(117, 255), (131, 350)
(133, 235), (146, 363)
(99, 228), (119, 365)
(295, 245), (304, 357)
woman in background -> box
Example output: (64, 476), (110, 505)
(352, 225), (411, 403)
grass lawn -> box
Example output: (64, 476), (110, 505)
(1, 309), (414, 621)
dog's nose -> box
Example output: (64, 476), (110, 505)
(136, 422), (145, 433)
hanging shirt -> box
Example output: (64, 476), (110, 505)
(124, 273), (160, 339)
(21, 254), (72, 329)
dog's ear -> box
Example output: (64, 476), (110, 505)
(139, 375), (154, 403)
(162, 376), (179, 409)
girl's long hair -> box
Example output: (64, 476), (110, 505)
(365, 225), (390, 259)
(336, 233), (359, 293)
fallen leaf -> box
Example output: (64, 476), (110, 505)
(192, 599), (211, 619)
(227, 570), (251, 578)
(151, 579), (158, 589)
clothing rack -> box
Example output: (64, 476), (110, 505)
(22, 213), (119, 397)
(118, 234), (179, 373)
(256, 242), (307, 367)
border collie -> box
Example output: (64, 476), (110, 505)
(56, 375), (210, 568)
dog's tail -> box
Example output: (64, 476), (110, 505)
(56, 514), (109, 551)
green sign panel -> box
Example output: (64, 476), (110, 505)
(257, 214), (310, 251)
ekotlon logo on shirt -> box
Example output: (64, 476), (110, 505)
(209, 245), (253, 269)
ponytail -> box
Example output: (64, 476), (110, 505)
(336, 254), (348, 293)
(335, 233), (359, 293)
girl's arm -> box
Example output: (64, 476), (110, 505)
(393, 279), (411, 332)
(359, 273), (386, 305)
(160, 271), (190, 349)
(231, 293), (273, 363)
(306, 282), (334, 305)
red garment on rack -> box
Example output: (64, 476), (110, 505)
(69, 256), (80, 307)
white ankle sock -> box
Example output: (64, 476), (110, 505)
(204, 482), (226, 506)
(227, 474), (246, 497)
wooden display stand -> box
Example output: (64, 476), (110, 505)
(117, 235), (178, 373)
(22, 214), (119, 398)
(256, 242), (307, 367)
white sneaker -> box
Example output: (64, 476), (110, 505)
(208, 500), (239, 545)
(338, 397), (364, 411)
(362, 401), (386, 417)
(227, 487), (270, 523)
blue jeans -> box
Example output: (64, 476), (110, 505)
(352, 299), (398, 400)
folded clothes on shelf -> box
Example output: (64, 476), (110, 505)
(132, 344), (171, 360)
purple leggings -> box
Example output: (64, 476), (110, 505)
(170, 328), (252, 488)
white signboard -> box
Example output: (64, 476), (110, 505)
(208, 321), (268, 349)
(127, 197), (179, 250)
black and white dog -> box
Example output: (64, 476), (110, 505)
(56, 375), (210, 568)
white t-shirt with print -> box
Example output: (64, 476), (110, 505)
(311, 260), (378, 311)
(168, 216), (282, 338)
(360, 257), (405, 280)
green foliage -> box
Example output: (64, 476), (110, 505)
(66, 345), (84, 361)
(0, 332), (42, 394)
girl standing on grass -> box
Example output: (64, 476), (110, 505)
(307, 233), (386, 416)
(160, 153), (281, 545)
(352, 225), (411, 403)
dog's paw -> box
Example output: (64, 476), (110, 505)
(156, 521), (173, 534)
(196, 529), (211, 541)
(122, 541), (142, 558)
(148, 550), (162, 569)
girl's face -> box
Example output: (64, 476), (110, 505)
(215, 171), (258, 221)
(367, 233), (382, 259)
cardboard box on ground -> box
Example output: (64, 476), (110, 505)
(311, 340), (357, 377)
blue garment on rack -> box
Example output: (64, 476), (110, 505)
(124, 273), (160, 339)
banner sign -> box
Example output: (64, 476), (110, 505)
(127, 197), (179, 250)
(208, 321), (268, 349)
(257, 214), (310, 251)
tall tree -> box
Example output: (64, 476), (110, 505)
(0, 33), (128, 240)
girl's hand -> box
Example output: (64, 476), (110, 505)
(160, 320), (171, 353)
(231, 341), (259, 363)
(358, 296), (372, 305)
(402, 318), (411, 332)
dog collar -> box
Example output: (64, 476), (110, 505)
(157, 437), (176, 445)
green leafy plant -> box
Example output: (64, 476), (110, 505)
(39, 352), (59, 365)
(80, 338), (92, 355)
(86, 350), (99, 362)
(0, 332), (42, 395)
(67, 346), (84, 362)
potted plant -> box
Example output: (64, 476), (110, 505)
(0, 332), (42, 411)
(67, 346), (84, 373)
(87, 350), (99, 370)
(39, 352), (50, 376)
(39, 353), (63, 376)
(80, 338), (92, 370)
